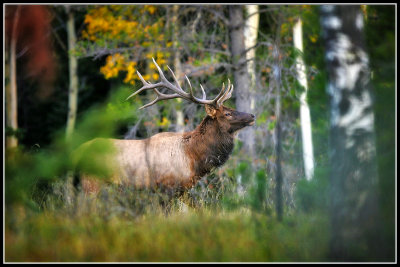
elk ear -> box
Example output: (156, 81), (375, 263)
(205, 104), (217, 118)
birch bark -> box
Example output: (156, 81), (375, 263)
(6, 6), (21, 149)
(320, 5), (382, 260)
(65, 6), (79, 140)
(293, 18), (315, 180)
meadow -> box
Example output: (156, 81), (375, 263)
(5, 177), (330, 262)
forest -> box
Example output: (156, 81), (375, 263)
(4, 4), (396, 262)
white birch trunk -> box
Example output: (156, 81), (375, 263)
(293, 18), (315, 181)
(244, 5), (259, 112)
(65, 7), (79, 140)
(320, 5), (382, 260)
(6, 6), (20, 149)
(65, 6), (79, 206)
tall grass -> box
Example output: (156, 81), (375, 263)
(5, 162), (331, 262)
(5, 197), (330, 262)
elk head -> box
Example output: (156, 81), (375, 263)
(126, 58), (255, 135)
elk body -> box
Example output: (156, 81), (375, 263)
(74, 59), (255, 194)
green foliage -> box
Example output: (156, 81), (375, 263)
(250, 169), (268, 211)
(295, 166), (329, 213)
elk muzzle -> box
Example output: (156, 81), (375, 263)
(228, 111), (255, 132)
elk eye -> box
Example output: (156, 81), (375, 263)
(225, 112), (231, 117)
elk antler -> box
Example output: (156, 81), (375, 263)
(126, 58), (234, 109)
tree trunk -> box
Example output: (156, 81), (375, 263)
(293, 18), (315, 181)
(320, 5), (383, 260)
(229, 5), (254, 157)
(172, 5), (185, 133)
(65, 6), (79, 140)
(273, 47), (283, 222)
(244, 5), (259, 112)
(272, 14), (283, 222)
(6, 6), (21, 149)
(65, 6), (79, 207)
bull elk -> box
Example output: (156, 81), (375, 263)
(74, 58), (255, 194)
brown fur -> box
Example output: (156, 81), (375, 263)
(183, 116), (234, 179)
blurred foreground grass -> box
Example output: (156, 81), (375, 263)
(5, 205), (329, 262)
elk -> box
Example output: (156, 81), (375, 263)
(74, 58), (255, 194)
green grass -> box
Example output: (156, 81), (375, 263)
(5, 160), (331, 263)
(5, 202), (330, 262)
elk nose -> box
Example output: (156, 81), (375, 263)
(251, 114), (255, 119)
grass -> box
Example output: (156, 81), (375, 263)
(5, 184), (330, 262)
(5, 155), (331, 262)
(5, 209), (330, 262)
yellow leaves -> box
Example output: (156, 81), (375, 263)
(101, 53), (128, 80)
(123, 62), (137, 84)
(144, 5), (157, 15)
(142, 42), (151, 48)
(145, 52), (154, 60)
(157, 58), (167, 66)
(83, 6), (141, 41)
(309, 34), (318, 43)
(159, 117), (170, 128)
(142, 74), (151, 81)
(100, 52), (168, 85)
(82, 5), (166, 46)
(156, 51), (163, 59)
(82, 6), (171, 85)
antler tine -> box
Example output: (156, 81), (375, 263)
(217, 79), (234, 107)
(216, 80), (229, 107)
(126, 71), (151, 100)
(185, 75), (200, 102)
(199, 84), (206, 100)
(167, 65), (184, 90)
(209, 82), (225, 105)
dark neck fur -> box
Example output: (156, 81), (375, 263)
(183, 116), (234, 177)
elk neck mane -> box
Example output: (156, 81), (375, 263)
(182, 115), (234, 178)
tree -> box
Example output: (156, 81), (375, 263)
(228, 6), (255, 157)
(5, 5), (20, 149)
(271, 12), (284, 222)
(65, 5), (79, 140)
(292, 17), (314, 180)
(243, 5), (259, 157)
(365, 5), (395, 260)
(320, 5), (383, 260)
(171, 5), (185, 132)
(5, 5), (56, 150)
